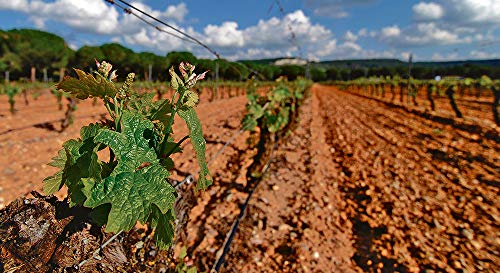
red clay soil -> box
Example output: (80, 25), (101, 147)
(0, 84), (499, 272)
(193, 84), (499, 273)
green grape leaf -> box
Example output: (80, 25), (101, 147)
(43, 123), (102, 206)
(480, 75), (493, 87)
(246, 93), (258, 103)
(57, 69), (117, 99)
(149, 205), (175, 249)
(248, 104), (264, 119)
(160, 157), (175, 170)
(150, 99), (173, 126)
(43, 148), (68, 195)
(84, 164), (175, 235)
(163, 139), (183, 155)
(178, 108), (212, 189)
(294, 89), (304, 100)
(160, 136), (181, 169)
(89, 203), (111, 226)
(128, 94), (173, 127)
(267, 107), (290, 133)
(270, 87), (291, 102)
(128, 93), (156, 115)
(93, 111), (158, 174)
(267, 115), (280, 133)
(241, 114), (258, 131)
(84, 111), (176, 244)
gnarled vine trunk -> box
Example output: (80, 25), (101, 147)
(390, 84), (396, 102)
(426, 85), (435, 111)
(492, 86), (500, 126)
(0, 194), (128, 272)
(0, 187), (197, 273)
(445, 86), (463, 118)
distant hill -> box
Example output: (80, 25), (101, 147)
(315, 59), (405, 68)
(239, 58), (283, 65)
(414, 59), (500, 67)
(240, 57), (500, 68)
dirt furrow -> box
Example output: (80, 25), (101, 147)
(218, 88), (357, 273)
(342, 92), (499, 203)
(317, 85), (499, 272)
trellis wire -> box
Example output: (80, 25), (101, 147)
(104, 0), (268, 80)
(211, 141), (279, 273)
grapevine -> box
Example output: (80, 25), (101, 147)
(43, 60), (212, 249)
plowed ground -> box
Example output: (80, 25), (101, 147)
(0, 84), (498, 272)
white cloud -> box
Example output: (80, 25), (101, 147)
(378, 22), (466, 47)
(28, 0), (120, 34)
(315, 39), (383, 60)
(67, 42), (78, 51)
(318, 45), (398, 60)
(242, 10), (331, 52)
(116, 9), (338, 60)
(415, 22), (460, 43)
(431, 52), (459, 61)
(304, 0), (375, 18)
(316, 40), (337, 57)
(204, 22), (244, 48)
(343, 31), (358, 42)
(441, 0), (500, 26)
(122, 24), (194, 55)
(0, 0), (187, 35)
(111, 36), (122, 43)
(0, 0), (28, 10)
(380, 25), (401, 38)
(121, 9), (335, 59)
(31, 16), (46, 29)
(469, 50), (499, 59)
(413, 2), (444, 21)
(163, 3), (188, 22)
(411, 1), (499, 26)
(376, 0), (499, 53)
(357, 28), (368, 37)
(342, 41), (362, 52)
(401, 52), (413, 60)
(124, 28), (151, 46)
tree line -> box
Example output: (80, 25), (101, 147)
(0, 28), (498, 83)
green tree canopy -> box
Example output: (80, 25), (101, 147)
(71, 45), (105, 71)
(280, 65), (305, 81)
(166, 51), (197, 69)
(309, 67), (327, 82)
(100, 43), (138, 79)
(9, 29), (73, 69)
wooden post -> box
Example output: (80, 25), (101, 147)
(215, 60), (219, 100)
(148, 64), (152, 82)
(43, 68), (48, 83)
(407, 54), (413, 105)
(31, 67), (36, 83)
(305, 60), (310, 80)
(59, 67), (65, 82)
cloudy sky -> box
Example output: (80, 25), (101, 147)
(0, 0), (499, 61)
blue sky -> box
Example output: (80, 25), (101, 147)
(0, 0), (499, 61)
